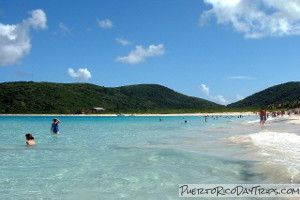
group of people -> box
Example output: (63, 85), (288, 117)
(25, 118), (60, 146)
(23, 109), (284, 145)
(258, 108), (299, 125)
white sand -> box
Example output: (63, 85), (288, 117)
(284, 115), (300, 124)
(0, 112), (256, 117)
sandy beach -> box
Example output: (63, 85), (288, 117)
(1, 112), (299, 128)
(0, 111), (256, 117)
(284, 114), (300, 124)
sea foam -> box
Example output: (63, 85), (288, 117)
(230, 131), (300, 183)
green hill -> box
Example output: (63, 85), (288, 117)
(0, 81), (224, 114)
(227, 81), (300, 109)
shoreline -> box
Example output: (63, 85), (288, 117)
(0, 112), (256, 117)
(2, 112), (299, 124)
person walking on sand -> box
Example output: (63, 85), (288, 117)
(25, 133), (36, 146)
(51, 118), (60, 134)
(259, 109), (267, 125)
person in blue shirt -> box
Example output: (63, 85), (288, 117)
(51, 118), (60, 134)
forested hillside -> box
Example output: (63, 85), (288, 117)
(0, 82), (224, 114)
(227, 82), (300, 109)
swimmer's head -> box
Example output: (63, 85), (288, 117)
(25, 133), (34, 140)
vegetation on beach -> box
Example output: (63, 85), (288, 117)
(1, 81), (299, 114)
(0, 81), (224, 114)
(227, 82), (300, 110)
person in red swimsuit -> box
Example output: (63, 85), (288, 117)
(259, 109), (267, 125)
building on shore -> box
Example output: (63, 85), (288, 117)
(92, 107), (105, 112)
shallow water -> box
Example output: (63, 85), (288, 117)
(0, 115), (299, 199)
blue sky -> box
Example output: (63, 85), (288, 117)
(1, 0), (300, 105)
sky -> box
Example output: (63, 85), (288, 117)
(1, 0), (300, 105)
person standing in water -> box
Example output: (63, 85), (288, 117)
(25, 133), (36, 146)
(51, 118), (60, 134)
(259, 109), (267, 125)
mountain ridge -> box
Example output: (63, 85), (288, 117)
(0, 81), (224, 114)
(227, 81), (300, 109)
(1, 81), (300, 114)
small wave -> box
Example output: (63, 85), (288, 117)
(246, 119), (259, 124)
(229, 131), (300, 183)
(248, 131), (300, 152)
(230, 131), (300, 159)
(246, 117), (276, 124)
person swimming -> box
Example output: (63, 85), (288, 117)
(25, 133), (36, 146)
(51, 118), (60, 134)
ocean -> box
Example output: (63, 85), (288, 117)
(0, 115), (299, 200)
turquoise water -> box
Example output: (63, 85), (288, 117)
(0, 115), (297, 199)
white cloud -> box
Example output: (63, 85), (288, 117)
(211, 95), (228, 105)
(200, 84), (210, 96)
(97, 19), (113, 29)
(0, 9), (47, 66)
(116, 44), (165, 64)
(59, 22), (70, 33)
(236, 94), (244, 101)
(24, 9), (47, 30)
(201, 0), (300, 38)
(68, 68), (92, 82)
(200, 83), (228, 105)
(116, 37), (132, 46)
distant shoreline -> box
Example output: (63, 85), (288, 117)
(3, 113), (300, 125)
(0, 112), (256, 117)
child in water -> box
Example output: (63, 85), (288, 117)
(51, 118), (60, 134)
(25, 133), (36, 146)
